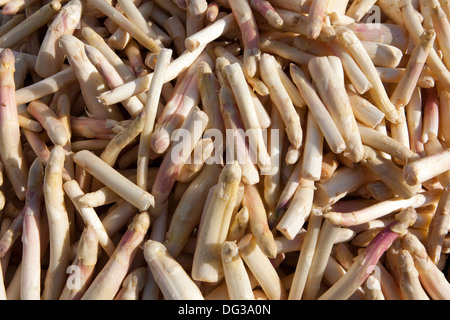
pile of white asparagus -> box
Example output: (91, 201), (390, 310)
(0, 0), (448, 300)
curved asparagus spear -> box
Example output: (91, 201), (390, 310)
(35, 0), (82, 78)
(324, 189), (441, 227)
(81, 212), (150, 300)
(42, 145), (71, 300)
(0, 49), (28, 201)
(58, 35), (123, 121)
(319, 207), (417, 300)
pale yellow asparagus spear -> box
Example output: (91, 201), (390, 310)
(136, 48), (172, 192)
(335, 27), (403, 124)
(86, 0), (161, 53)
(0, 1), (61, 48)
(42, 145), (71, 300)
(73, 150), (155, 212)
(81, 212), (150, 300)
(243, 184), (277, 258)
(35, 0), (82, 78)
(191, 162), (242, 282)
(63, 180), (115, 257)
(0, 49), (28, 201)
(238, 234), (288, 300)
(58, 35), (123, 121)
(221, 241), (255, 300)
(144, 239), (204, 300)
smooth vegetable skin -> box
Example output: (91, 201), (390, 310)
(0, 0), (449, 301)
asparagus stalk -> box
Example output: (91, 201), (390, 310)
(81, 212), (150, 300)
(0, 49), (28, 200)
(319, 207), (417, 300)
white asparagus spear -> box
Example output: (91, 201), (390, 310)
(238, 234), (287, 300)
(324, 189), (441, 227)
(362, 146), (422, 199)
(402, 232), (450, 299)
(0, 49), (28, 201)
(185, 13), (236, 51)
(390, 30), (435, 108)
(346, 90), (385, 129)
(63, 180), (115, 257)
(99, 44), (206, 105)
(84, 44), (144, 117)
(86, 0), (161, 53)
(165, 163), (222, 258)
(357, 124), (420, 163)
(308, 56), (364, 163)
(289, 210), (323, 300)
(15, 67), (76, 106)
(20, 158), (43, 300)
(328, 38), (373, 95)
(243, 184), (277, 258)
(403, 149), (450, 185)
(303, 219), (342, 300)
(264, 106), (284, 210)
(0, 1), (61, 48)
(307, 0), (330, 39)
(290, 63), (346, 155)
(260, 54), (302, 150)
(191, 162), (242, 282)
(81, 212), (150, 300)
(149, 106), (209, 219)
(346, 0), (377, 21)
(73, 150), (155, 212)
(42, 145), (71, 300)
(117, 0), (159, 45)
(137, 48), (172, 191)
(144, 240), (204, 300)
(335, 27), (403, 124)
(425, 189), (450, 265)
(58, 35), (123, 121)
(224, 63), (271, 173)
(221, 241), (255, 300)
(397, 249), (430, 300)
(27, 100), (69, 147)
(228, 0), (260, 77)
(35, 0), (82, 78)
(59, 226), (99, 300)
(277, 178), (315, 241)
(399, 0), (450, 91)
